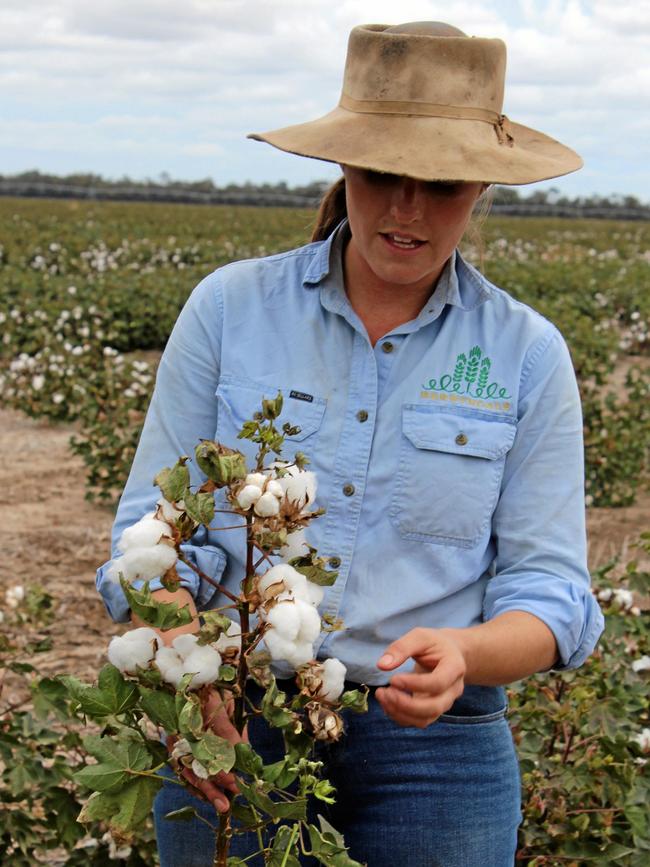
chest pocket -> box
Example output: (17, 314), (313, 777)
(215, 377), (327, 469)
(389, 406), (516, 548)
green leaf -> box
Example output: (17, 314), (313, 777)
(234, 742), (265, 778)
(199, 610), (235, 643)
(61, 664), (139, 718)
(75, 734), (152, 793)
(163, 805), (204, 823)
(32, 677), (70, 720)
(237, 779), (307, 821)
(77, 775), (162, 834)
(178, 694), (204, 738)
(195, 440), (247, 486)
(307, 820), (363, 866)
(183, 489), (215, 525)
(154, 458), (190, 504)
(191, 732), (236, 776)
(261, 679), (296, 729)
(138, 686), (179, 732)
(121, 578), (193, 631)
(261, 758), (299, 789)
(268, 825), (301, 867)
(218, 664), (237, 682)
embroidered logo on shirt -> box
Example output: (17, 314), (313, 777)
(421, 345), (512, 412)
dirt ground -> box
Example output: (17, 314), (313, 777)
(0, 405), (648, 696)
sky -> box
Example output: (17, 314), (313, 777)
(1, 0), (649, 200)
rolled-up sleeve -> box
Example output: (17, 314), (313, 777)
(484, 327), (605, 669)
(96, 271), (228, 623)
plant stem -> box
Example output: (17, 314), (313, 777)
(280, 824), (299, 867)
(214, 810), (232, 867)
(178, 552), (240, 604)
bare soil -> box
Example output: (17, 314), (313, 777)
(0, 405), (648, 700)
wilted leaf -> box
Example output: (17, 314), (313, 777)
(154, 458), (190, 503)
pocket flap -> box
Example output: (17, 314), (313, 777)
(402, 407), (516, 460)
(217, 378), (326, 441)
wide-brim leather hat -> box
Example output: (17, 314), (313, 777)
(249, 22), (582, 185)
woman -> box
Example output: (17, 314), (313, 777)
(97, 21), (604, 866)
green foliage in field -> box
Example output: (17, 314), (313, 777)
(1, 199), (649, 506)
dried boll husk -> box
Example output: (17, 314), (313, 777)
(298, 657), (347, 703)
(307, 704), (344, 742)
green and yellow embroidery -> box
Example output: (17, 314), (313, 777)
(422, 345), (512, 404)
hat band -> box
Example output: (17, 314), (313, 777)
(339, 93), (514, 146)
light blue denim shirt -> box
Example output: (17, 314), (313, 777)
(97, 223), (604, 684)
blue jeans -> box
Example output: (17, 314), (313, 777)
(153, 683), (521, 867)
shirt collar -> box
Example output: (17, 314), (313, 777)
(305, 219), (492, 330)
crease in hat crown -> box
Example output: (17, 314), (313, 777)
(248, 22), (583, 185)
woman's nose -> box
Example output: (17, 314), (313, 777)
(389, 178), (424, 221)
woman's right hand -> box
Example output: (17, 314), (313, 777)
(167, 687), (248, 813)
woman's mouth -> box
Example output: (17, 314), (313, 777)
(380, 232), (426, 251)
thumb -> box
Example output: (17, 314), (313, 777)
(377, 628), (435, 671)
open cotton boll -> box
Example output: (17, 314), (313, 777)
(295, 599), (322, 643)
(172, 633), (200, 656)
(118, 544), (178, 582)
(158, 498), (185, 521)
(118, 517), (172, 553)
(245, 472), (267, 488)
(281, 529), (309, 563)
(107, 627), (161, 674)
(214, 620), (242, 653)
(319, 658), (347, 702)
(154, 647), (186, 688)
(286, 641), (315, 669)
(266, 600), (301, 641)
(265, 479), (284, 499)
(280, 467), (317, 508)
(264, 630), (314, 669)
(237, 484), (263, 510)
(254, 492), (280, 517)
(181, 645), (223, 687)
(258, 563), (298, 597)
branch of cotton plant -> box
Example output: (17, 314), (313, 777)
(177, 552), (240, 605)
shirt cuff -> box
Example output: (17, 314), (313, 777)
(483, 573), (605, 670)
(95, 543), (228, 623)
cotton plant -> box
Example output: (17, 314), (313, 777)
(65, 392), (366, 867)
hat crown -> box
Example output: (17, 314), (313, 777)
(342, 24), (506, 115)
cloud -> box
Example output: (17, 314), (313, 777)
(1, 0), (649, 196)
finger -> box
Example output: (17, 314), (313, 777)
(376, 681), (462, 727)
(377, 627), (440, 671)
(180, 767), (230, 812)
(390, 655), (465, 695)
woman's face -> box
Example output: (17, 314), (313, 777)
(342, 166), (485, 296)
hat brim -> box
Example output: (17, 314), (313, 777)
(249, 106), (582, 185)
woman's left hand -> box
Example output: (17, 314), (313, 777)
(375, 627), (467, 728)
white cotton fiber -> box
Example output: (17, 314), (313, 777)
(245, 472), (267, 488)
(213, 620), (242, 653)
(119, 544), (178, 582)
(118, 518), (172, 553)
(254, 492), (280, 517)
(158, 498), (185, 521)
(265, 479), (284, 499)
(279, 467), (317, 508)
(319, 658), (347, 702)
(264, 630), (313, 669)
(266, 600), (301, 642)
(280, 529), (309, 563)
(295, 599), (322, 643)
(237, 484), (263, 509)
(285, 642), (314, 669)
(108, 627), (161, 674)
(155, 634), (222, 689)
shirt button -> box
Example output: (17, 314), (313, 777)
(381, 341), (394, 354)
(328, 556), (341, 569)
(455, 433), (468, 446)
(342, 483), (355, 497)
(356, 409), (369, 423)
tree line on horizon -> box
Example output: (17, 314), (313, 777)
(1, 169), (648, 214)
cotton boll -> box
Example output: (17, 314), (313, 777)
(319, 658), (347, 702)
(254, 492), (280, 517)
(158, 498), (185, 521)
(108, 627), (160, 674)
(245, 472), (267, 488)
(632, 655), (650, 673)
(286, 641), (314, 669)
(265, 479), (284, 499)
(280, 467), (317, 508)
(155, 647), (186, 688)
(266, 600), (301, 642)
(258, 564), (296, 597)
(118, 518), (172, 553)
(120, 544), (178, 582)
(295, 599), (322, 643)
(172, 634), (200, 656)
(181, 645), (222, 687)
(214, 620), (242, 654)
(264, 629), (300, 664)
(305, 582), (324, 607)
(237, 484), (263, 510)
(281, 529), (309, 563)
